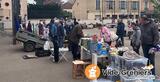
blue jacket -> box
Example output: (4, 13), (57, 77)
(116, 22), (125, 36)
(50, 24), (58, 38)
(57, 25), (65, 37)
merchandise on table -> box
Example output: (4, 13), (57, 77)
(119, 56), (148, 69)
(122, 51), (140, 60)
(96, 42), (110, 55)
(106, 66), (120, 81)
(96, 79), (113, 82)
(80, 38), (97, 53)
(120, 75), (155, 82)
(110, 50), (148, 70)
(110, 55), (121, 69)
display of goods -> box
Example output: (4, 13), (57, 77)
(110, 48), (118, 56)
(117, 47), (129, 52)
(96, 42), (103, 52)
(92, 79), (113, 82)
(120, 75), (155, 82)
(81, 38), (88, 49)
(110, 55), (121, 69)
(98, 49), (108, 55)
(110, 31), (118, 41)
(123, 51), (140, 60)
(91, 35), (98, 41)
(120, 56), (148, 69)
(107, 66), (120, 81)
(88, 41), (97, 53)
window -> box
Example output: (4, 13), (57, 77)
(136, 15), (139, 19)
(131, 1), (139, 10)
(5, 2), (9, 7)
(119, 1), (126, 10)
(112, 15), (117, 19)
(96, 0), (100, 10)
(106, 0), (115, 10)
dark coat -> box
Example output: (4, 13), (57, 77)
(69, 24), (84, 44)
(116, 22), (125, 37)
(140, 21), (159, 45)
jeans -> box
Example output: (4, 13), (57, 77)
(51, 37), (59, 62)
(142, 44), (155, 75)
(71, 42), (80, 60)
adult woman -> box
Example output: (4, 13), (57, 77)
(99, 24), (111, 45)
(131, 22), (141, 54)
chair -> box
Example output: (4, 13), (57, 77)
(50, 47), (69, 63)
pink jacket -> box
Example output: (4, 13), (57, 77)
(100, 26), (111, 42)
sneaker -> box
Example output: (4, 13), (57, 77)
(50, 55), (54, 58)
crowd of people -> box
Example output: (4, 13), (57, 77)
(19, 15), (159, 74)
(20, 18), (83, 63)
(114, 15), (159, 75)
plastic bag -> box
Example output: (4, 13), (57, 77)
(44, 41), (50, 50)
(110, 31), (118, 41)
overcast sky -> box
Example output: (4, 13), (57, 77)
(27, 0), (68, 4)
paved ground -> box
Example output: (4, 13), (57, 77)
(0, 33), (88, 82)
(0, 28), (159, 82)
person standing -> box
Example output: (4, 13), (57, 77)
(43, 25), (49, 40)
(140, 15), (160, 75)
(65, 19), (74, 51)
(27, 21), (32, 32)
(57, 20), (65, 48)
(69, 23), (84, 60)
(38, 20), (44, 36)
(130, 22), (141, 54)
(116, 19), (125, 46)
(50, 19), (60, 63)
(128, 22), (133, 40)
(99, 24), (111, 45)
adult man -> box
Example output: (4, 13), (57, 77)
(49, 19), (60, 63)
(116, 19), (125, 46)
(140, 15), (160, 75)
(69, 22), (84, 60)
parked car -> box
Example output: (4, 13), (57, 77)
(87, 23), (94, 29)
(106, 23), (116, 28)
(16, 30), (46, 52)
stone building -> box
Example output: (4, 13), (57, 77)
(72, 0), (154, 20)
(0, 0), (27, 29)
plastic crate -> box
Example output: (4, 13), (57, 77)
(120, 75), (155, 82)
(110, 55), (121, 69)
(119, 56), (148, 70)
(96, 79), (113, 82)
(106, 66), (120, 81)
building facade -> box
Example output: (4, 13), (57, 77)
(0, 0), (27, 21)
(0, 0), (27, 29)
(72, 0), (154, 20)
(0, 0), (12, 21)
